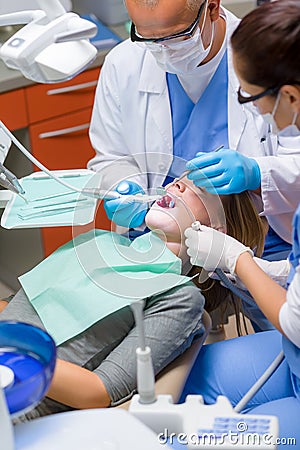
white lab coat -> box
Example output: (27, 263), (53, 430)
(88, 8), (300, 244)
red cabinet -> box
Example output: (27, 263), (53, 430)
(29, 108), (95, 170)
(0, 88), (28, 130)
(0, 66), (111, 258)
(25, 68), (100, 124)
(25, 67), (111, 256)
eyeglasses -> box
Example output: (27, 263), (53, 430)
(130, 0), (206, 44)
(237, 86), (280, 104)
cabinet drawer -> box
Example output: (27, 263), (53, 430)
(25, 67), (100, 124)
(29, 108), (95, 170)
(0, 88), (28, 130)
(41, 205), (112, 257)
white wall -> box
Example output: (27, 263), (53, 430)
(222, 0), (256, 18)
(0, 0), (72, 14)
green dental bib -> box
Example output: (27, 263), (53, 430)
(19, 230), (190, 345)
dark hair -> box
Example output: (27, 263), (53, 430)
(231, 0), (300, 89)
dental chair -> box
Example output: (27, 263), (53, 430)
(118, 309), (212, 409)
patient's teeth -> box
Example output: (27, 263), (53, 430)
(157, 195), (176, 208)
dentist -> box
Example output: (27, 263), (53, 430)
(183, 1), (300, 447)
(88, 0), (299, 261)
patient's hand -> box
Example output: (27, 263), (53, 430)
(0, 300), (9, 313)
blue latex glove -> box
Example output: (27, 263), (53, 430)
(104, 180), (147, 228)
(186, 148), (261, 194)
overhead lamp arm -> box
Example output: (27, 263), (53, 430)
(36, 0), (66, 21)
(55, 20), (99, 44)
(0, 11), (44, 26)
(0, 1), (97, 84)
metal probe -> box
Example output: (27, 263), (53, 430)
(175, 144), (224, 184)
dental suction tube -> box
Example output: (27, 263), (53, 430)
(0, 121), (162, 204)
(130, 300), (156, 405)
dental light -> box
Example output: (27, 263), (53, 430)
(0, 0), (98, 83)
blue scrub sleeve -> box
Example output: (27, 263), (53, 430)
(180, 330), (293, 409)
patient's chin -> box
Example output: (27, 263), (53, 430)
(145, 210), (187, 240)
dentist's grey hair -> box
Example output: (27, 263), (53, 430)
(124, 0), (201, 13)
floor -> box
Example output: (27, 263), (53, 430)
(206, 313), (254, 344)
(0, 280), (14, 299)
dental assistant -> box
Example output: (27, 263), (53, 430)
(183, 2), (300, 447)
(88, 0), (299, 257)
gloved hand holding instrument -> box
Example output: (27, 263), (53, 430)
(104, 180), (148, 228)
(184, 222), (253, 275)
(185, 148), (261, 195)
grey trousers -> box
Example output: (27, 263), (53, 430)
(1, 282), (205, 418)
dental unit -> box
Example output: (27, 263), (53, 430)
(0, 1), (165, 207)
(129, 300), (280, 449)
(0, 297), (281, 450)
(0, 120), (166, 205)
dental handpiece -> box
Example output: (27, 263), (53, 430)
(0, 163), (25, 195)
(0, 121), (166, 205)
(0, 173), (27, 202)
(81, 188), (164, 203)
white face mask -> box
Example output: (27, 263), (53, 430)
(278, 113), (300, 137)
(261, 92), (281, 134)
(143, 3), (214, 75)
(262, 91), (300, 137)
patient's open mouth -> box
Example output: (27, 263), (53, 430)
(157, 194), (176, 208)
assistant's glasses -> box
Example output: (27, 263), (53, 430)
(237, 86), (280, 104)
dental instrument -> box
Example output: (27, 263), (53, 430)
(0, 173), (28, 204)
(0, 130), (28, 202)
(0, 162), (25, 195)
(17, 204), (90, 221)
(0, 121), (165, 205)
(174, 144), (225, 184)
(81, 188), (163, 203)
(130, 300), (156, 405)
(0, 174), (21, 195)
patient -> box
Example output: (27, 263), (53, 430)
(148, 178), (267, 320)
(0, 177), (266, 418)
